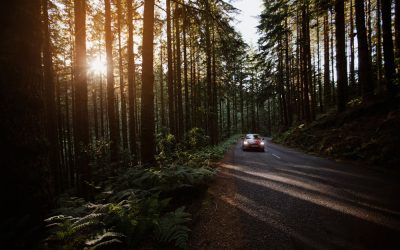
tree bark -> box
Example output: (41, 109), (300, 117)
(127, 0), (137, 163)
(0, 0), (51, 226)
(166, 0), (175, 136)
(396, 0), (400, 68)
(349, 0), (356, 93)
(74, 0), (90, 198)
(42, 0), (60, 194)
(376, 0), (384, 94)
(116, 0), (128, 150)
(301, 4), (311, 122)
(105, 0), (119, 163)
(382, 0), (397, 97)
(335, 0), (348, 112)
(355, 0), (374, 99)
(205, 0), (214, 143)
(183, 9), (190, 132)
(174, 6), (183, 141)
(140, 0), (156, 165)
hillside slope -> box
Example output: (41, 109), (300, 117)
(275, 98), (400, 168)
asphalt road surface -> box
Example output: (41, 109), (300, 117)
(191, 139), (400, 250)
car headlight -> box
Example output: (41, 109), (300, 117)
(260, 141), (265, 146)
(244, 141), (249, 145)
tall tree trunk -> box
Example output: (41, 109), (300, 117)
(355, 0), (374, 99)
(205, 0), (214, 143)
(127, 0), (137, 163)
(141, 0), (156, 165)
(160, 41), (165, 127)
(116, 0), (128, 150)
(382, 0), (397, 97)
(396, 0), (400, 68)
(183, 9), (190, 132)
(306, 4), (316, 121)
(99, 72), (105, 137)
(42, 0), (60, 194)
(240, 68), (244, 133)
(92, 88), (99, 140)
(335, 0), (348, 112)
(1, 0), (51, 228)
(376, 0), (384, 94)
(366, 0), (372, 51)
(349, 0), (356, 94)
(301, 4), (311, 122)
(74, 0), (90, 198)
(105, 0), (119, 163)
(285, 17), (293, 124)
(211, 25), (219, 143)
(175, 6), (184, 141)
(166, 0), (175, 136)
(316, 16), (323, 113)
(330, 8), (336, 105)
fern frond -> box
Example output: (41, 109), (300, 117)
(88, 238), (123, 250)
(154, 207), (191, 249)
(85, 231), (124, 247)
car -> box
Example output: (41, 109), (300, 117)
(242, 134), (265, 152)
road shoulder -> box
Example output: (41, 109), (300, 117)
(189, 143), (244, 249)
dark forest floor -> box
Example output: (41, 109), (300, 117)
(274, 97), (400, 169)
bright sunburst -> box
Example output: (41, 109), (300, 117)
(89, 56), (106, 74)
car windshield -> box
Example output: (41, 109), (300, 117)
(245, 134), (261, 139)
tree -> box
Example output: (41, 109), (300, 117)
(141, 0), (156, 165)
(42, 0), (60, 193)
(381, 0), (397, 97)
(396, 0), (400, 67)
(335, 0), (348, 112)
(127, 0), (138, 163)
(355, 0), (374, 99)
(116, 0), (128, 150)
(74, 0), (91, 198)
(323, 10), (331, 108)
(166, 0), (175, 136)
(0, 1), (51, 246)
(104, 0), (119, 163)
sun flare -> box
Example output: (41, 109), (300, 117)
(89, 57), (106, 74)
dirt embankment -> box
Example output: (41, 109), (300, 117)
(275, 97), (400, 168)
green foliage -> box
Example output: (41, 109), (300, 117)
(45, 195), (191, 249)
(185, 127), (209, 149)
(45, 135), (239, 249)
(154, 207), (191, 249)
(157, 132), (178, 162)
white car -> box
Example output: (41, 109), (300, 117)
(242, 134), (265, 152)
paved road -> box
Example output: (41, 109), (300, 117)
(191, 139), (400, 250)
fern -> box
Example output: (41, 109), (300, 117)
(154, 207), (191, 249)
(85, 231), (124, 249)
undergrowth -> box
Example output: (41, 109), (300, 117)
(44, 129), (239, 249)
(274, 97), (400, 167)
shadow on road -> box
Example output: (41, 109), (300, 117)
(193, 141), (400, 249)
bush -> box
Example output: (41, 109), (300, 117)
(185, 127), (209, 149)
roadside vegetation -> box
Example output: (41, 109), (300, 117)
(275, 97), (400, 168)
(43, 130), (239, 250)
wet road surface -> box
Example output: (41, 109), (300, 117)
(191, 139), (400, 250)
